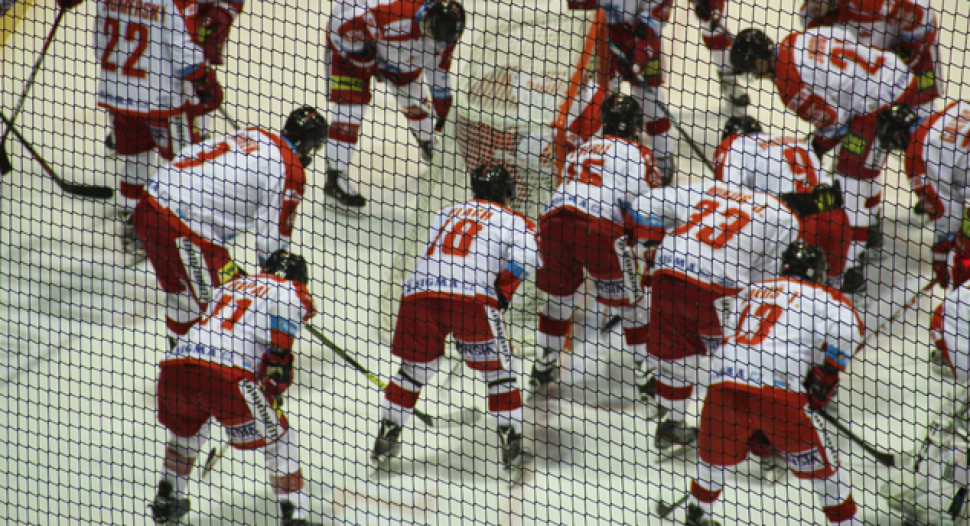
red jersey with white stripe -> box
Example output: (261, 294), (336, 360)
(714, 277), (863, 392)
(543, 135), (662, 226)
(403, 199), (540, 304)
(164, 274), (317, 372)
(95, 0), (206, 117)
(714, 133), (830, 195)
(145, 128), (306, 263)
(631, 182), (801, 295)
(905, 101), (970, 242)
(774, 26), (921, 141)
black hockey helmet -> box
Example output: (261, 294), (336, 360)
(875, 104), (920, 151)
(731, 28), (775, 75)
(470, 163), (516, 205)
(282, 106), (328, 168)
(263, 249), (310, 285)
(722, 116), (763, 140)
(602, 93), (644, 140)
(418, 0), (466, 45)
(780, 240), (828, 284)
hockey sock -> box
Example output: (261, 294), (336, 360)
(117, 151), (154, 212)
(162, 429), (207, 497)
(263, 430), (307, 519)
(655, 377), (693, 421)
(537, 293), (575, 351)
(688, 461), (727, 515)
(326, 104), (365, 174)
(620, 298), (650, 361)
(483, 369), (524, 434)
(381, 358), (441, 427)
(812, 469), (859, 524)
(390, 82), (435, 143)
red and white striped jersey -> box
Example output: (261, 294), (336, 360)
(95, 0), (206, 117)
(164, 274), (317, 372)
(714, 133), (830, 195)
(630, 182), (801, 295)
(146, 127), (306, 263)
(905, 101), (970, 241)
(403, 199), (540, 304)
(714, 277), (863, 391)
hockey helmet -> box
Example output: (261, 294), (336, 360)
(418, 0), (466, 45)
(601, 93), (644, 140)
(780, 240), (828, 284)
(470, 163), (516, 205)
(875, 104), (919, 151)
(263, 249), (310, 285)
(722, 116), (764, 140)
(282, 106), (328, 168)
(730, 28), (775, 75)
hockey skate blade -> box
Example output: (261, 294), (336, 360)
(506, 451), (535, 489)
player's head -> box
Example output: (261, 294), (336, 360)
(780, 240), (828, 284)
(263, 249), (310, 285)
(418, 0), (466, 45)
(282, 106), (328, 168)
(731, 28), (775, 78)
(722, 116), (763, 140)
(601, 93), (644, 140)
(470, 163), (516, 205)
(875, 104), (919, 151)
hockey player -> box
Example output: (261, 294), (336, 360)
(714, 116), (854, 290)
(529, 94), (665, 402)
(325, 0), (465, 211)
(628, 180), (802, 456)
(683, 241), (864, 526)
(688, 0), (750, 115)
(372, 163), (540, 479)
(874, 102), (970, 291)
(150, 250), (323, 526)
(131, 106), (326, 343)
(730, 25), (936, 294)
(800, 0), (943, 103)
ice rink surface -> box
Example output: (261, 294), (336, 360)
(2, 0), (970, 524)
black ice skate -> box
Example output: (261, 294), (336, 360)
(280, 500), (324, 526)
(840, 266), (867, 295)
(718, 73), (750, 118)
(149, 480), (190, 524)
(634, 361), (669, 421)
(685, 503), (721, 526)
(324, 169), (367, 211)
(498, 425), (534, 488)
(527, 349), (560, 403)
(119, 211), (148, 267)
(370, 418), (403, 469)
(655, 418), (698, 461)
(930, 347), (955, 378)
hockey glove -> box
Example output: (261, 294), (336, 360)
(259, 348), (294, 398)
(432, 95), (452, 133)
(693, 0), (724, 23)
(804, 363), (839, 411)
(57, 0), (84, 9)
(933, 237), (955, 289)
(197, 5), (235, 65)
(780, 182), (843, 217)
(495, 269), (522, 312)
(186, 66), (224, 116)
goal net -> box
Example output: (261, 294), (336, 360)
(375, 7), (610, 353)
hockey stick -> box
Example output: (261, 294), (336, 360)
(1, 9), (67, 175)
(305, 325), (481, 428)
(854, 281), (934, 355)
(606, 41), (715, 175)
(816, 409), (896, 467)
(202, 394), (284, 479)
(0, 111), (114, 199)
(656, 493), (690, 518)
(217, 106), (240, 130)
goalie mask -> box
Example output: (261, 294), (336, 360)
(263, 250), (310, 285)
(470, 163), (516, 205)
(876, 104), (920, 151)
(417, 0), (466, 45)
(602, 93), (643, 140)
(722, 116), (763, 140)
(282, 106), (328, 168)
(731, 28), (775, 75)
(780, 240), (828, 284)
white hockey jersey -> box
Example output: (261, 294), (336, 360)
(800, 0), (937, 54)
(630, 182), (801, 294)
(95, 0), (206, 117)
(775, 26), (917, 140)
(402, 199), (540, 304)
(543, 135), (662, 225)
(146, 127), (306, 263)
(713, 133), (832, 195)
(905, 101), (970, 241)
(714, 277), (863, 392)
(932, 279), (970, 382)
(164, 274), (317, 372)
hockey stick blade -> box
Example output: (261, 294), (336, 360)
(657, 493), (689, 519)
(816, 409), (896, 467)
(0, 143), (12, 174)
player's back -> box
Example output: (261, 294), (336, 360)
(909, 101), (970, 183)
(714, 134), (827, 195)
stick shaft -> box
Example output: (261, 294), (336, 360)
(816, 409), (895, 467)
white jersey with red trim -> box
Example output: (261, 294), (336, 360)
(775, 26), (913, 139)
(713, 133), (831, 195)
(543, 135), (662, 225)
(164, 275), (317, 372)
(905, 101), (970, 241)
(714, 277), (863, 392)
(933, 280), (970, 382)
(95, 0), (206, 117)
(403, 199), (540, 303)
(145, 127), (306, 263)
(800, 0), (937, 51)
(630, 182), (801, 294)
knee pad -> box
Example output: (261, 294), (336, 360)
(398, 358), (442, 388)
(541, 294), (576, 322)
